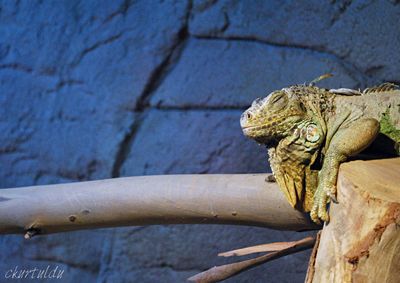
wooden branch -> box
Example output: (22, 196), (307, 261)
(0, 174), (318, 236)
(188, 236), (316, 283)
(305, 231), (321, 283)
(307, 158), (400, 282)
(218, 239), (306, 257)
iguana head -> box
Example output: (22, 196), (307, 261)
(240, 88), (308, 146)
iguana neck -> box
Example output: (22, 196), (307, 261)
(283, 85), (333, 137)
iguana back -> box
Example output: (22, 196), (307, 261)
(331, 88), (400, 144)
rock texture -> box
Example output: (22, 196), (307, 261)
(0, 0), (399, 282)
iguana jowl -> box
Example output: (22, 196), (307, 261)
(240, 77), (400, 223)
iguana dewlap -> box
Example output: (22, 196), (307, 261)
(240, 81), (400, 223)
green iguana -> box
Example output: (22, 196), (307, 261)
(240, 75), (400, 223)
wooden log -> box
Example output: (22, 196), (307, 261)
(308, 158), (400, 283)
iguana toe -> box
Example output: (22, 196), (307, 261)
(310, 185), (331, 223)
(310, 205), (321, 224)
(318, 199), (329, 222)
(318, 188), (330, 222)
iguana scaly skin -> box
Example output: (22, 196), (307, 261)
(240, 79), (400, 223)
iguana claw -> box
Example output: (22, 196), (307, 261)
(327, 191), (338, 203)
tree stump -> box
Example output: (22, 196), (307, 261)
(307, 158), (400, 283)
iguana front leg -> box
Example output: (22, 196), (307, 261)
(310, 118), (380, 223)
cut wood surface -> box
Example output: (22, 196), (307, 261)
(0, 174), (318, 236)
(308, 158), (400, 283)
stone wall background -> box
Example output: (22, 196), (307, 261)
(0, 0), (399, 282)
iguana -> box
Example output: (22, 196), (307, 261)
(240, 75), (400, 223)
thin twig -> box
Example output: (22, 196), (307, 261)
(188, 236), (316, 283)
(218, 238), (308, 257)
(305, 231), (321, 283)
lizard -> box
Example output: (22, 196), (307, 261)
(240, 75), (400, 223)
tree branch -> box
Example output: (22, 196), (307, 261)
(188, 236), (316, 283)
(0, 174), (319, 236)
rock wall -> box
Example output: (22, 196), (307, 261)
(0, 0), (399, 282)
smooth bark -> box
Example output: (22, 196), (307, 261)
(0, 174), (318, 236)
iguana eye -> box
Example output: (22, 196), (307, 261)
(268, 91), (288, 110)
(270, 92), (285, 103)
(246, 113), (252, 119)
